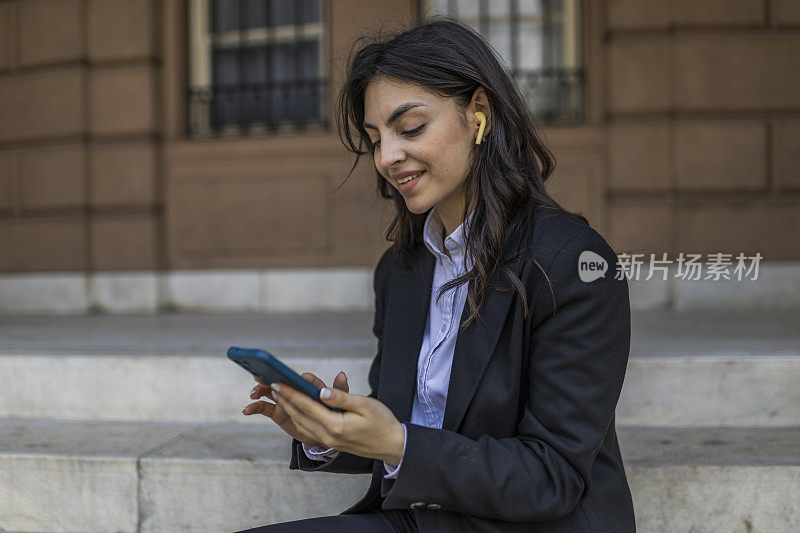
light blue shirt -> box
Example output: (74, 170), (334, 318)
(303, 206), (474, 478)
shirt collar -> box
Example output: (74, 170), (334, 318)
(423, 206), (475, 269)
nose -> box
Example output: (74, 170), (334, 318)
(377, 136), (406, 172)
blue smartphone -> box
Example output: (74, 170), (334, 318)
(228, 346), (342, 411)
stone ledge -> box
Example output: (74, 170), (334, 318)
(1, 352), (797, 427)
(0, 269), (375, 314)
(0, 310), (797, 426)
(1, 262), (798, 314)
(1, 420), (798, 532)
(0, 419), (369, 532)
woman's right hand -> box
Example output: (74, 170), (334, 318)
(242, 370), (349, 447)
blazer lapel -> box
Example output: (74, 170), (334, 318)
(378, 245), (435, 422)
(377, 208), (532, 430)
(441, 218), (530, 432)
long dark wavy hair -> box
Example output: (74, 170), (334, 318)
(335, 16), (588, 328)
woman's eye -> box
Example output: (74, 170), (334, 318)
(369, 124), (426, 150)
(403, 124), (426, 137)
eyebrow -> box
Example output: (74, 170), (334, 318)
(363, 102), (427, 130)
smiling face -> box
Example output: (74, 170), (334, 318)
(363, 76), (486, 235)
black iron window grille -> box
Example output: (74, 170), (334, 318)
(420, 0), (585, 124)
(188, 0), (328, 136)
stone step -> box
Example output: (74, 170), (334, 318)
(0, 310), (798, 426)
(619, 427), (800, 532)
(1, 350), (798, 427)
(1, 419), (798, 532)
(0, 418), (370, 532)
(2, 262), (799, 315)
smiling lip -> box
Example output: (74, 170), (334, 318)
(396, 171), (424, 194)
(391, 169), (425, 180)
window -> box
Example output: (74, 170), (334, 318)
(421, 0), (584, 124)
(188, 0), (328, 136)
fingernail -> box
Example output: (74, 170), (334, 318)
(320, 387), (333, 400)
(270, 383), (281, 393)
(251, 386), (257, 395)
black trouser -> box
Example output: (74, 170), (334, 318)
(235, 509), (418, 532)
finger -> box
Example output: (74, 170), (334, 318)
(289, 416), (325, 447)
(319, 386), (367, 413)
(273, 385), (346, 444)
(274, 383), (337, 424)
(242, 400), (276, 417)
(332, 371), (349, 393)
(301, 372), (327, 390)
(250, 384), (275, 400)
(274, 387), (330, 437)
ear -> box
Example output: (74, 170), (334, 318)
(469, 86), (492, 136)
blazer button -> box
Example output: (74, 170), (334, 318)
(409, 502), (426, 510)
(426, 503), (441, 510)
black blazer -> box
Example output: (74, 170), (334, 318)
(290, 202), (636, 532)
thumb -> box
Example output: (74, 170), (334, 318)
(319, 386), (361, 411)
(332, 371), (349, 393)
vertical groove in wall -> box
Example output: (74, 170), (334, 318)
(153, 0), (167, 272)
(598, 0), (610, 236)
(667, 115), (676, 267)
(5, 2), (20, 232)
(596, 0), (609, 235)
(666, 14), (678, 274)
(80, 0), (93, 280)
(666, 114), (677, 313)
(10, 149), (20, 217)
(11, 0), (19, 70)
(765, 119), (774, 195)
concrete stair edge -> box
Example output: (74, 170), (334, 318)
(1, 419), (799, 532)
(1, 352), (798, 426)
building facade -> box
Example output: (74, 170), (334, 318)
(1, 0), (798, 312)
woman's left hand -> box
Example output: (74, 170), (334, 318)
(271, 382), (405, 466)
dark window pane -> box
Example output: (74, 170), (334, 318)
(242, 47), (268, 83)
(211, 47), (242, 126)
(244, 0), (268, 29)
(194, 1), (327, 134)
(271, 1), (294, 25)
(215, 0), (288, 31)
(212, 0), (240, 31)
(212, 48), (240, 85)
(271, 0), (319, 25)
(208, 40), (322, 129)
(271, 41), (320, 123)
(423, 0), (583, 124)
(302, 0), (320, 23)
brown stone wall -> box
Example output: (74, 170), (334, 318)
(0, 0), (161, 272)
(162, 0), (612, 269)
(162, 0), (422, 269)
(605, 0), (800, 260)
(2, 0), (798, 275)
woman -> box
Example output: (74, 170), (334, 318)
(239, 17), (635, 532)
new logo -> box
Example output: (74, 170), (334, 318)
(578, 251), (607, 282)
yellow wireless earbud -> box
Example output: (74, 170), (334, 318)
(474, 111), (487, 145)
